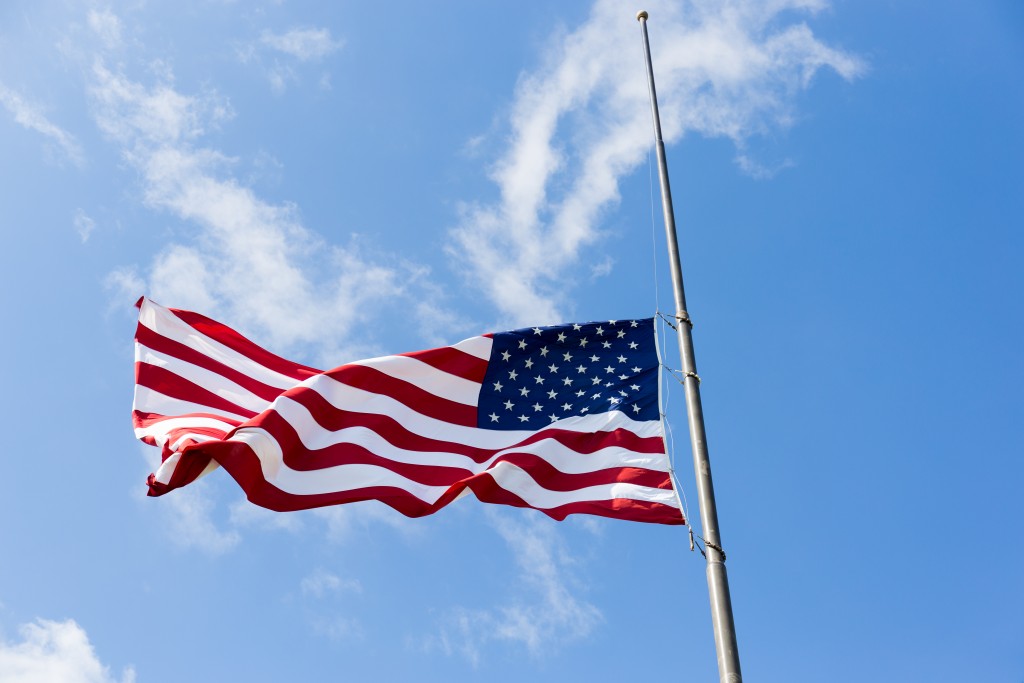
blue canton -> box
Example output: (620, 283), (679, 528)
(477, 318), (660, 430)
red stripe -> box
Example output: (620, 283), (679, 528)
(135, 324), (287, 403)
(135, 363), (257, 419)
(168, 306), (322, 381)
(322, 364), (477, 427)
(183, 439), (684, 524)
(400, 346), (489, 383)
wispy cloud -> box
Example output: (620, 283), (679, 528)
(423, 511), (601, 664)
(0, 85), (84, 166)
(87, 45), (421, 362)
(241, 27), (342, 94)
(73, 209), (96, 243)
(158, 480), (241, 555)
(451, 0), (865, 325)
(300, 568), (362, 599)
(260, 28), (342, 62)
(87, 8), (122, 50)
(0, 618), (134, 683)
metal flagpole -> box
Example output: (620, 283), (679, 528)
(636, 10), (743, 683)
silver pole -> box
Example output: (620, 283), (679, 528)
(636, 10), (743, 683)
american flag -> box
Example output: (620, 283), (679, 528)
(133, 298), (684, 525)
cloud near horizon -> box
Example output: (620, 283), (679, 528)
(0, 618), (134, 683)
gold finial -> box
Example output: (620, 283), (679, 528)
(636, 10), (649, 21)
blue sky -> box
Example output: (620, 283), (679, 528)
(0, 1), (1021, 681)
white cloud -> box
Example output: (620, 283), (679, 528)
(229, 498), (304, 533)
(159, 481), (241, 555)
(300, 568), (362, 598)
(450, 0), (864, 325)
(87, 52), (420, 361)
(260, 28), (342, 62)
(87, 8), (122, 50)
(74, 209), (96, 242)
(0, 85), (84, 166)
(0, 618), (134, 683)
(424, 511), (601, 664)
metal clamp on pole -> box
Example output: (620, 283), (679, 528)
(637, 10), (743, 683)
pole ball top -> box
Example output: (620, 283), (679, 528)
(636, 10), (649, 21)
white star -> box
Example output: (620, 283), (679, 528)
(619, 390), (628, 397)
(628, 341), (639, 350)
(489, 413), (500, 422)
(557, 332), (567, 343)
(632, 366), (642, 373)
(501, 350), (511, 362)
(619, 374), (629, 380)
(532, 327), (543, 335)
(576, 365), (587, 374)
(561, 403), (572, 411)
(618, 355), (627, 363)
(579, 337), (589, 347)
(549, 414), (559, 422)
(547, 389), (557, 399)
(605, 365), (615, 373)
(591, 376), (602, 385)
(630, 384), (640, 391)
(592, 392), (601, 399)
(617, 330), (626, 338)
(524, 358), (534, 369)
(590, 354), (600, 362)
(493, 381), (503, 391)
(605, 382), (613, 387)
(518, 339), (528, 350)
(540, 346), (549, 357)
(563, 351), (573, 361)
(519, 387), (530, 397)
(508, 369), (518, 380)
(548, 363), (559, 373)
(581, 407), (589, 413)
(630, 320), (638, 327)
(504, 400), (514, 410)
(562, 377), (573, 386)
(572, 323), (582, 331)
(595, 326), (604, 336)
(518, 415), (530, 422)
(609, 320), (618, 326)
(575, 389), (586, 397)
(609, 397), (621, 405)
(533, 402), (543, 412)
(534, 376), (545, 385)
(602, 341), (612, 349)
(631, 404), (641, 413)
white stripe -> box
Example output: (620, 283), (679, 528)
(272, 395), (670, 474)
(451, 335), (492, 361)
(138, 299), (304, 391)
(152, 451), (221, 485)
(133, 385), (252, 424)
(299, 373), (662, 450)
(349, 353), (481, 406)
(136, 343), (273, 414)
(229, 428), (677, 509)
(134, 415), (239, 441)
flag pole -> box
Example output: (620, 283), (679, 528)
(636, 10), (743, 683)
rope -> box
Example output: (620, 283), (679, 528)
(691, 533), (727, 562)
(664, 366), (702, 386)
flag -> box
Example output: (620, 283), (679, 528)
(133, 298), (684, 525)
